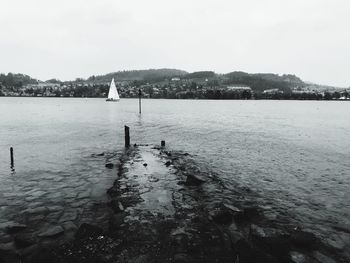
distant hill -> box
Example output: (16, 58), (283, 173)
(1, 69), (346, 95)
(222, 71), (305, 93)
(87, 69), (188, 83)
(0, 73), (38, 87)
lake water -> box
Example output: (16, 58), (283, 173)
(0, 98), (349, 250)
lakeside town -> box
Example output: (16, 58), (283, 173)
(0, 70), (349, 100)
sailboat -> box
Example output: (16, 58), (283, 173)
(106, 78), (120, 101)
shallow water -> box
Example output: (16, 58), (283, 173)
(0, 98), (349, 248)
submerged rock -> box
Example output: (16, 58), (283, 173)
(59, 210), (78, 222)
(109, 200), (124, 213)
(0, 244), (19, 263)
(289, 251), (309, 263)
(236, 239), (279, 263)
(223, 204), (242, 213)
(234, 206), (260, 223)
(185, 174), (206, 186)
(0, 241), (15, 252)
(250, 224), (267, 238)
(105, 163), (114, 169)
(174, 253), (192, 263)
(209, 207), (233, 225)
(290, 230), (318, 249)
(14, 233), (37, 248)
(227, 227), (244, 245)
(24, 246), (56, 263)
(109, 213), (125, 232)
(62, 221), (77, 231)
(313, 251), (337, 263)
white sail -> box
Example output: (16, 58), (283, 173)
(107, 78), (120, 101)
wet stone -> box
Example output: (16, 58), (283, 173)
(75, 223), (103, 239)
(173, 253), (192, 263)
(289, 251), (308, 263)
(132, 254), (153, 263)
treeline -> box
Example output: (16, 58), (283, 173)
(145, 89), (252, 100)
(1, 69), (348, 100)
(0, 73), (38, 87)
(0, 69), (307, 93)
(87, 69), (188, 83)
(222, 71), (304, 94)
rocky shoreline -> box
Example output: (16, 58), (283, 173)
(0, 145), (347, 263)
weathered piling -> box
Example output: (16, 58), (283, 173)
(138, 89), (142, 114)
(10, 147), (14, 168)
(124, 126), (130, 147)
(161, 140), (165, 147)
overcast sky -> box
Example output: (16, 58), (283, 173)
(0, 0), (349, 86)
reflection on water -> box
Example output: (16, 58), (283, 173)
(0, 98), (349, 244)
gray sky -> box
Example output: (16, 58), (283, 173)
(0, 0), (349, 86)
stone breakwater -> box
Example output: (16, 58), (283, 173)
(0, 145), (348, 263)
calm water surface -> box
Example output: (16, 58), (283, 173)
(0, 98), (349, 248)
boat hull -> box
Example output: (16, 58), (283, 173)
(106, 98), (120, 102)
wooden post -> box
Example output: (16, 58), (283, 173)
(161, 140), (165, 147)
(10, 147), (14, 168)
(138, 89), (142, 114)
(124, 126), (130, 147)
